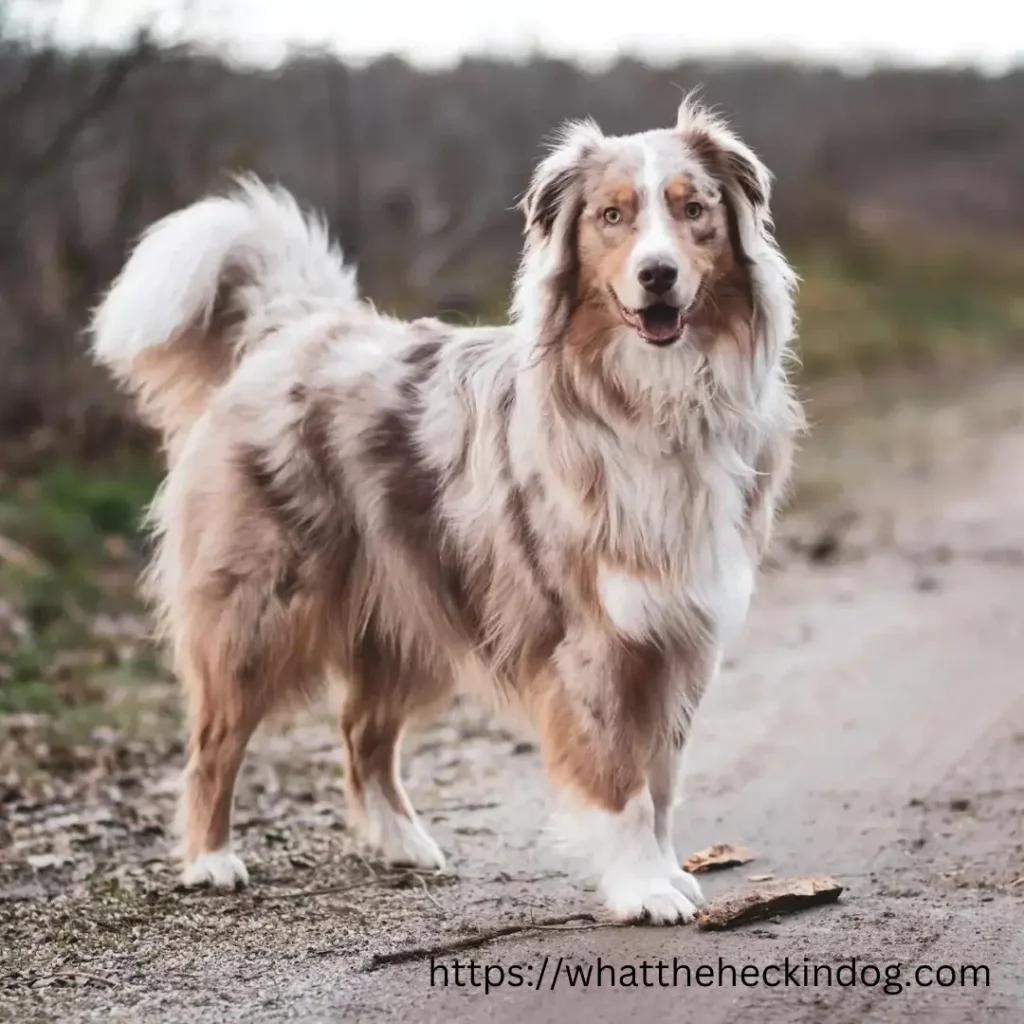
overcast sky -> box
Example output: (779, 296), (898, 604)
(8, 0), (1022, 70)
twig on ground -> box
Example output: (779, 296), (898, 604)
(422, 801), (500, 814)
(258, 870), (453, 904)
(362, 912), (603, 970)
(37, 971), (116, 988)
(490, 870), (568, 884)
(355, 854), (380, 879)
(413, 872), (444, 910)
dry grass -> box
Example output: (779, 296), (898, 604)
(794, 236), (1024, 380)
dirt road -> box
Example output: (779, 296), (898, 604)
(4, 397), (1024, 1023)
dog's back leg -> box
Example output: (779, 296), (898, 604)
(173, 556), (326, 889)
(177, 663), (267, 889)
(336, 633), (450, 871)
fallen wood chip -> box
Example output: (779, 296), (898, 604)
(683, 843), (753, 874)
(697, 875), (843, 930)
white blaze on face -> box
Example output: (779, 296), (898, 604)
(624, 141), (679, 296)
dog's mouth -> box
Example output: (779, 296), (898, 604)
(614, 296), (691, 347)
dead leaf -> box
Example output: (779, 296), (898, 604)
(748, 873), (775, 882)
(683, 843), (753, 874)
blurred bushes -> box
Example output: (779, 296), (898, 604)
(1, 40), (1022, 460)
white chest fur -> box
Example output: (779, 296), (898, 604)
(596, 540), (753, 651)
(595, 439), (756, 652)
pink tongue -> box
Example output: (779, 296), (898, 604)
(639, 312), (681, 342)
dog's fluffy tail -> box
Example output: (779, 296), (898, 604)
(90, 175), (359, 450)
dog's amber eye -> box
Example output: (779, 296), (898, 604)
(684, 201), (704, 220)
(602, 207), (622, 225)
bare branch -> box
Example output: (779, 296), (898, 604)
(7, 37), (153, 195)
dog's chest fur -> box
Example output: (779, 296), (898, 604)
(518, 369), (760, 653)
(595, 443), (755, 650)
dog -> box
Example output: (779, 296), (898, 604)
(90, 96), (802, 924)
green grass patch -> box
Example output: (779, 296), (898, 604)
(1, 458), (164, 719)
(0, 457), (159, 569)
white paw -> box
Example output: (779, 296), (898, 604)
(363, 782), (445, 870)
(182, 848), (249, 889)
(375, 821), (446, 871)
(603, 874), (698, 925)
(668, 869), (707, 908)
(371, 812), (446, 870)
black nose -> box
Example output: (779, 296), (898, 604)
(637, 259), (678, 296)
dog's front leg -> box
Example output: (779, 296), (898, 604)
(537, 631), (701, 924)
(647, 649), (722, 909)
(648, 742), (706, 909)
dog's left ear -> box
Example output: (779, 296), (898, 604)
(676, 96), (773, 242)
(677, 95), (798, 357)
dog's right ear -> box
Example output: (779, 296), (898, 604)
(519, 120), (602, 241)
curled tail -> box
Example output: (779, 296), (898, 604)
(90, 175), (359, 451)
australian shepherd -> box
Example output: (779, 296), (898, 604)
(90, 97), (802, 924)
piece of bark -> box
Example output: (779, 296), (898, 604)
(683, 843), (753, 874)
(696, 875), (843, 930)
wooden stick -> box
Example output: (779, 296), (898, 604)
(363, 913), (600, 970)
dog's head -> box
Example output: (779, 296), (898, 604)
(515, 97), (789, 364)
